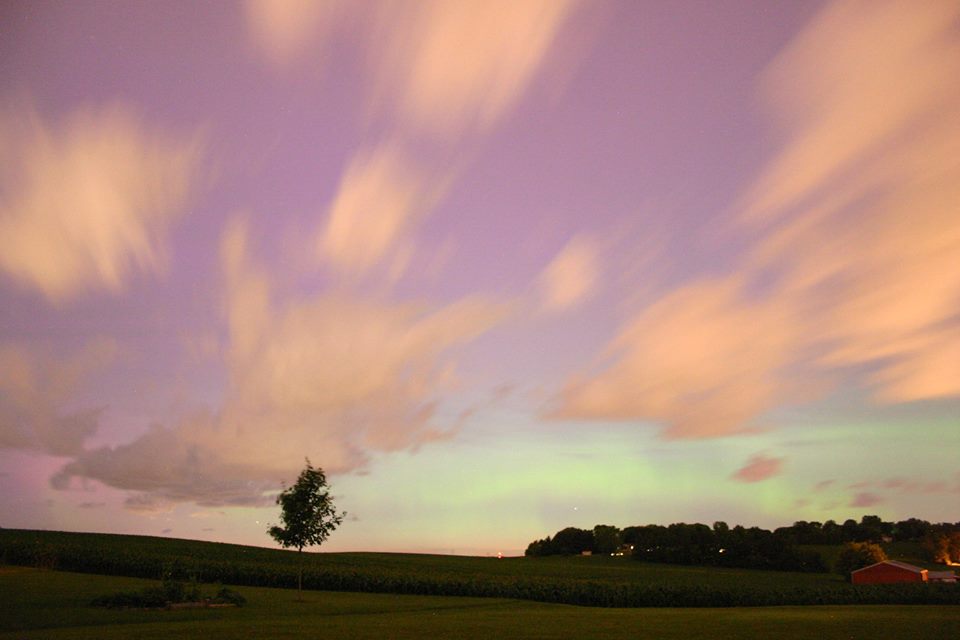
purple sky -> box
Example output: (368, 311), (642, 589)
(1, 0), (958, 555)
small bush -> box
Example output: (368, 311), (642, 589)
(92, 575), (245, 609)
(213, 587), (246, 606)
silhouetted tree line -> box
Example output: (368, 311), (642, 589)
(524, 516), (960, 571)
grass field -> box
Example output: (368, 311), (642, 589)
(2, 529), (957, 608)
(1, 566), (958, 640)
(1, 528), (836, 587)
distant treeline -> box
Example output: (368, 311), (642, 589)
(525, 516), (960, 571)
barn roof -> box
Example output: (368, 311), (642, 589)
(929, 571), (957, 579)
(852, 560), (926, 574)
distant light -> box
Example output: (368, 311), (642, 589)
(497, 552), (503, 559)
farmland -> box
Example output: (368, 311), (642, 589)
(1, 529), (958, 608)
(1, 566), (959, 640)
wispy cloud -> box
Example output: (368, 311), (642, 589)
(850, 492), (883, 508)
(843, 474), (960, 497)
(0, 339), (117, 456)
(246, 0), (578, 140)
(552, 0), (960, 437)
(554, 276), (803, 438)
(365, 0), (578, 137)
(731, 453), (784, 483)
(538, 235), (599, 312)
(0, 103), (203, 303)
(271, 2), (585, 286)
(741, 0), (960, 405)
(244, 0), (339, 67)
(813, 479), (835, 493)
(52, 219), (508, 507)
(317, 143), (449, 279)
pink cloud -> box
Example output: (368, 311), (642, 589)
(813, 479), (835, 492)
(731, 453), (784, 483)
(850, 492), (883, 508)
(880, 476), (954, 494)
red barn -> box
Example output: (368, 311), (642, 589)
(851, 560), (928, 585)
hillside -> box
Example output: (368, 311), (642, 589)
(1, 529), (957, 608)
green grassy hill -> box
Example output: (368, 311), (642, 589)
(1, 529), (956, 608)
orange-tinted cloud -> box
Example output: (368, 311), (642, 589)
(317, 144), (449, 279)
(552, 0), (960, 437)
(741, 0), (960, 403)
(367, 0), (578, 137)
(538, 235), (600, 312)
(253, 2), (585, 288)
(0, 104), (203, 303)
(244, 0), (339, 67)
(555, 276), (802, 438)
(53, 219), (508, 506)
(245, 1), (578, 138)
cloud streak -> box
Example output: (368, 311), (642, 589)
(554, 276), (802, 438)
(539, 236), (599, 312)
(245, 0), (577, 137)
(53, 220), (508, 507)
(317, 144), (449, 279)
(366, 0), (578, 137)
(553, 0), (960, 437)
(0, 104), (204, 303)
(244, 0), (339, 67)
(731, 454), (784, 483)
(850, 492), (883, 508)
(0, 339), (117, 456)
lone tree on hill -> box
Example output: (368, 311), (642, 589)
(268, 459), (345, 600)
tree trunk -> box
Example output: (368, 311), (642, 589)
(297, 547), (303, 601)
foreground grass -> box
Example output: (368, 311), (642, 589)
(1, 567), (958, 640)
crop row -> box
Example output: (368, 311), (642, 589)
(2, 530), (958, 608)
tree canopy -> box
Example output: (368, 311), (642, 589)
(268, 459), (344, 597)
(835, 542), (887, 580)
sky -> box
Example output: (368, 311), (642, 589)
(0, 0), (958, 556)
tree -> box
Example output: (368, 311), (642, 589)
(551, 527), (595, 555)
(923, 528), (960, 564)
(593, 525), (622, 555)
(524, 536), (556, 556)
(835, 542), (886, 581)
(268, 459), (345, 599)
